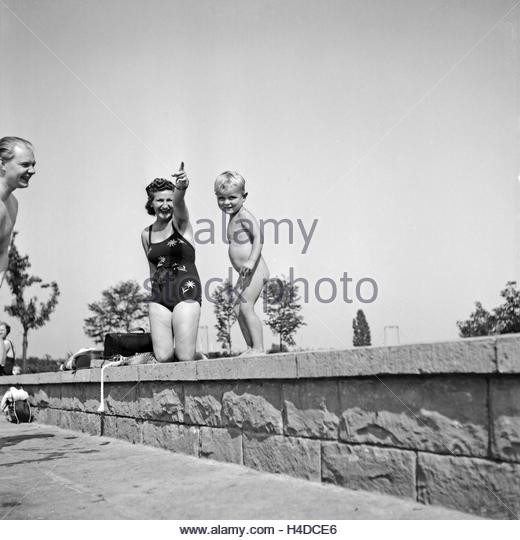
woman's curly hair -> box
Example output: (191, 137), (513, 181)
(145, 178), (175, 215)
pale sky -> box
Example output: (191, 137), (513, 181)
(1, 0), (519, 358)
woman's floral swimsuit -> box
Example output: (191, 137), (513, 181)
(147, 223), (202, 311)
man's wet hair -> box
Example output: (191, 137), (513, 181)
(0, 137), (33, 162)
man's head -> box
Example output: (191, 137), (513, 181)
(0, 137), (35, 189)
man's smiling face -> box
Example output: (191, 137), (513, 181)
(1, 144), (36, 189)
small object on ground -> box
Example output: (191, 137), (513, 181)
(1, 386), (31, 423)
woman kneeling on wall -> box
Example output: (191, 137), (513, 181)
(141, 163), (202, 362)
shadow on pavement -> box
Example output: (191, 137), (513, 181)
(0, 451), (67, 467)
(0, 432), (55, 449)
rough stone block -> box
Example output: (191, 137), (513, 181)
(137, 361), (197, 382)
(89, 369), (101, 383)
(54, 409), (72, 430)
(61, 369), (91, 384)
(104, 383), (140, 417)
(89, 365), (138, 384)
(36, 372), (65, 384)
(387, 344), (422, 372)
(417, 452), (520, 519)
(69, 411), (101, 436)
(142, 421), (199, 456)
(84, 384), (102, 413)
(60, 383), (87, 411)
(137, 381), (183, 422)
(430, 338), (496, 373)
(283, 380), (340, 439)
(222, 382), (283, 434)
(32, 407), (49, 424)
(321, 441), (416, 498)
(83, 382), (138, 416)
(196, 354), (297, 380)
(496, 335), (520, 373)
(243, 433), (320, 481)
(490, 378), (520, 462)
(40, 407), (62, 427)
(200, 427), (242, 464)
(104, 365), (139, 383)
(0, 371), (62, 386)
(26, 384), (62, 409)
(296, 348), (389, 378)
(338, 376), (488, 456)
(102, 416), (141, 444)
(184, 383), (225, 426)
(0, 376), (25, 387)
(296, 338), (496, 378)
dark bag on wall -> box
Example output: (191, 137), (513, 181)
(103, 332), (153, 358)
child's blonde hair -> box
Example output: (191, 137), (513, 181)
(214, 171), (246, 194)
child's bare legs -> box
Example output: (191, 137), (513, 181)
(235, 260), (269, 355)
(233, 275), (252, 349)
(234, 303), (253, 349)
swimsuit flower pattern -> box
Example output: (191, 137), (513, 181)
(147, 223), (202, 310)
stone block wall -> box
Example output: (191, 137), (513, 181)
(2, 335), (520, 519)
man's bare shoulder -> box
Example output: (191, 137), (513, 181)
(0, 194), (18, 212)
(0, 195), (18, 234)
(0, 199), (8, 222)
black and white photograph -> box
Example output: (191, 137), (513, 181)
(0, 0), (519, 527)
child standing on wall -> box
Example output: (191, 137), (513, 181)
(214, 171), (270, 356)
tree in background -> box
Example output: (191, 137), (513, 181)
(493, 281), (520, 334)
(352, 309), (371, 347)
(457, 281), (520, 337)
(211, 279), (236, 355)
(457, 301), (496, 337)
(4, 232), (60, 371)
(83, 280), (148, 343)
(264, 276), (306, 350)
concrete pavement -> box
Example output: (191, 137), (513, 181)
(0, 421), (477, 519)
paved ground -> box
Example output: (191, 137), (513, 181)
(0, 421), (477, 520)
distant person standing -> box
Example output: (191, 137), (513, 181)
(0, 137), (35, 287)
(0, 322), (15, 376)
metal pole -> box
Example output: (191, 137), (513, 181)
(384, 325), (400, 346)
